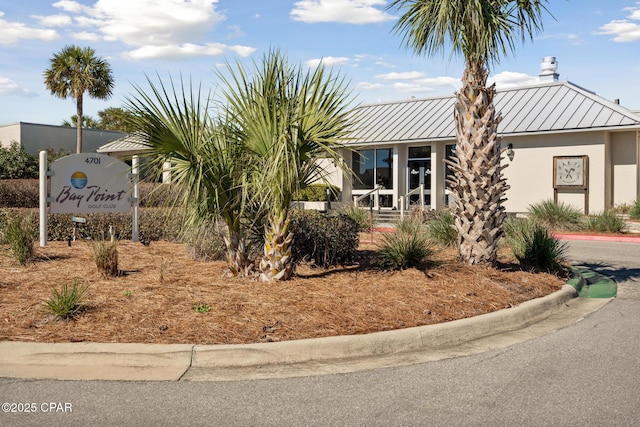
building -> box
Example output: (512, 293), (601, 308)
(0, 122), (126, 155)
(338, 57), (640, 214)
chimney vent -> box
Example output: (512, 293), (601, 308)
(539, 56), (559, 82)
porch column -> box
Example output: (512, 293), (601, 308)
(392, 148), (400, 209)
(637, 131), (640, 200)
(431, 143), (445, 210)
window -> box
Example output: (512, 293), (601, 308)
(352, 148), (393, 190)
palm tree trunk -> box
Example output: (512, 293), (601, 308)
(448, 62), (509, 266)
(259, 210), (294, 282)
(76, 93), (83, 153)
(223, 230), (253, 277)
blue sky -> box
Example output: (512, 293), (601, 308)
(1, 0), (640, 126)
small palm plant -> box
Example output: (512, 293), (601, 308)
(528, 200), (584, 231)
(504, 217), (567, 271)
(379, 217), (433, 270)
(44, 280), (89, 320)
(4, 213), (35, 265)
(89, 235), (119, 277)
(630, 198), (640, 220)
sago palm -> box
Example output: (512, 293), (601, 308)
(219, 50), (355, 282)
(388, 0), (551, 266)
(44, 45), (114, 153)
(126, 75), (255, 277)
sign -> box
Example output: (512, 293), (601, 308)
(50, 153), (131, 214)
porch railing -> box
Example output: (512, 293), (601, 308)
(398, 184), (425, 220)
(353, 185), (383, 210)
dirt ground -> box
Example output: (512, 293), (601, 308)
(0, 235), (566, 345)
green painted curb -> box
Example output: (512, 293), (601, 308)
(568, 266), (617, 298)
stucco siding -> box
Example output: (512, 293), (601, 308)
(0, 124), (21, 149)
(502, 131), (606, 213)
(610, 131), (638, 206)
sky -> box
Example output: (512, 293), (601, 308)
(1, 0), (640, 127)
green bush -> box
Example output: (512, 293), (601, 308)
(426, 209), (457, 247)
(630, 198), (640, 220)
(4, 212), (36, 264)
(528, 200), (584, 231)
(0, 142), (38, 179)
(339, 204), (373, 232)
(43, 280), (89, 320)
(379, 217), (433, 270)
(0, 208), (184, 243)
(290, 210), (359, 267)
(585, 210), (626, 233)
(504, 217), (567, 271)
(292, 184), (339, 202)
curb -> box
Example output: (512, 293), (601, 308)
(0, 285), (590, 382)
(554, 233), (640, 243)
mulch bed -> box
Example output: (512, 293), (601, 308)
(0, 238), (565, 345)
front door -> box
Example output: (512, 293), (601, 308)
(407, 160), (431, 206)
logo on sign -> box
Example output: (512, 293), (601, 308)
(70, 171), (88, 189)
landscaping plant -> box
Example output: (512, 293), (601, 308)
(4, 212), (35, 265)
(585, 210), (626, 233)
(426, 209), (457, 247)
(379, 217), (433, 270)
(44, 279), (89, 320)
(504, 217), (567, 271)
(528, 200), (584, 231)
(89, 235), (119, 277)
(631, 198), (640, 220)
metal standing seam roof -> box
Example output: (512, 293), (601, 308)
(347, 80), (640, 145)
(96, 131), (150, 153)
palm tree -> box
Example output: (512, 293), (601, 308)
(388, 0), (550, 266)
(125, 75), (256, 277)
(62, 114), (101, 129)
(44, 45), (114, 153)
(219, 50), (355, 282)
(98, 107), (136, 132)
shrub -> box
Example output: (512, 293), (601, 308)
(290, 210), (359, 267)
(89, 235), (119, 277)
(585, 210), (626, 233)
(292, 184), (339, 202)
(43, 280), (89, 320)
(528, 200), (584, 231)
(504, 217), (567, 271)
(630, 198), (640, 220)
(339, 204), (373, 232)
(0, 179), (39, 208)
(183, 219), (227, 261)
(4, 212), (35, 264)
(0, 142), (38, 179)
(378, 217), (433, 270)
(426, 209), (457, 247)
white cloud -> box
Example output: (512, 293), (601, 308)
(0, 77), (37, 97)
(32, 14), (72, 27)
(47, 0), (255, 60)
(596, 5), (640, 42)
(291, 0), (394, 24)
(489, 71), (539, 89)
(305, 56), (350, 68)
(0, 12), (59, 45)
(123, 43), (255, 60)
(375, 71), (426, 80)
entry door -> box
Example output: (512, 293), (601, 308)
(407, 160), (431, 205)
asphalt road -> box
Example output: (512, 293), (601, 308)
(1, 239), (639, 426)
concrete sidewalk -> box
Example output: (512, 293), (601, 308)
(0, 285), (611, 382)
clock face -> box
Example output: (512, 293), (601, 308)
(555, 158), (585, 187)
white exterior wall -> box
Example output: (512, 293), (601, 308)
(610, 131), (638, 206)
(0, 123), (21, 148)
(0, 122), (125, 155)
(502, 131), (606, 214)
